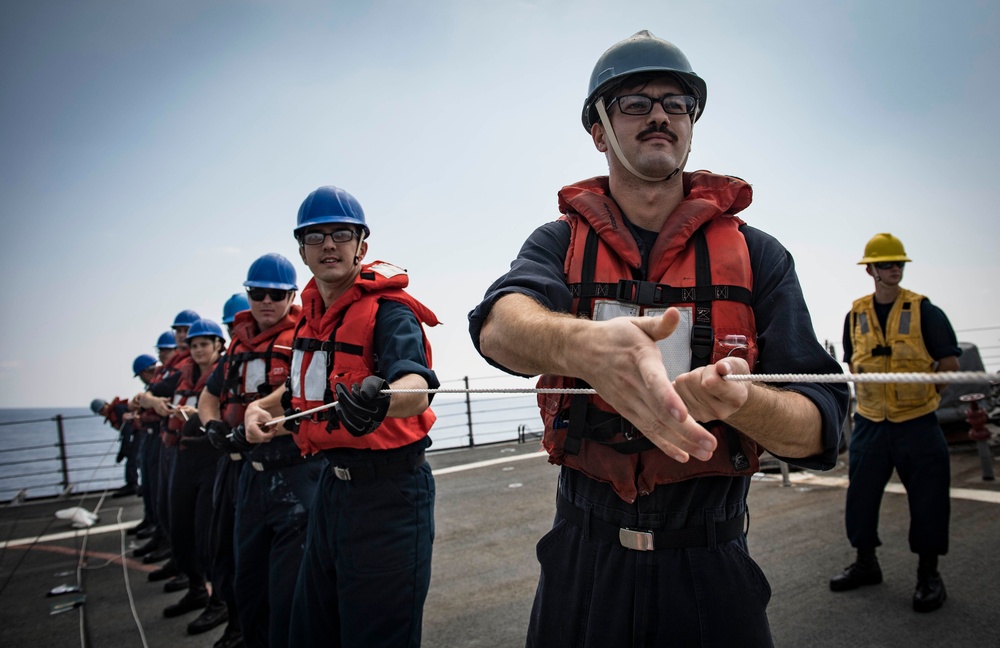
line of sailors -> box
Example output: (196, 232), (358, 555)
(117, 184), (440, 648)
(125, 252), (318, 648)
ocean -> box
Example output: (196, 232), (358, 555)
(0, 408), (125, 502)
(0, 391), (543, 503)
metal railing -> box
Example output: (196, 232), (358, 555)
(0, 413), (126, 502)
(0, 376), (548, 503)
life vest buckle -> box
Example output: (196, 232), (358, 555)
(619, 528), (655, 551)
(616, 279), (661, 306)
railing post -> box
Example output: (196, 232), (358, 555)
(53, 415), (71, 493)
(464, 376), (475, 447)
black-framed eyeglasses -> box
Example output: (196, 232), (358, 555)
(246, 288), (291, 302)
(873, 261), (905, 270)
(301, 229), (359, 246)
(611, 94), (697, 117)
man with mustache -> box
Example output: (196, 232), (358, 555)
(469, 31), (849, 647)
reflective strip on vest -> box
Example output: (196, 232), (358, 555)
(291, 348), (329, 402)
(244, 358), (266, 394)
(593, 300), (693, 379)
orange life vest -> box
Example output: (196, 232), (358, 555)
(288, 262), (439, 455)
(219, 306), (301, 429)
(538, 172), (762, 503)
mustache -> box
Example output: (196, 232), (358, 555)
(636, 123), (678, 141)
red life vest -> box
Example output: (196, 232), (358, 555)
(219, 306), (301, 429)
(102, 397), (130, 429)
(158, 349), (192, 447)
(167, 358), (218, 435)
(288, 262), (439, 455)
(538, 172), (762, 503)
(138, 365), (167, 427)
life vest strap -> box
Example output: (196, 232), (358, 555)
(568, 280), (752, 307)
(293, 338), (364, 356)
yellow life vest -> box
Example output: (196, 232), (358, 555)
(849, 287), (939, 422)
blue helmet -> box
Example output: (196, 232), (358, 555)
(155, 331), (177, 349)
(294, 186), (369, 239)
(133, 354), (157, 376)
(244, 253), (298, 291)
(186, 318), (226, 342)
(222, 293), (250, 324)
(172, 309), (200, 329)
(90, 398), (107, 414)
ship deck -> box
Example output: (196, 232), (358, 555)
(1, 438), (998, 647)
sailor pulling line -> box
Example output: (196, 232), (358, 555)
(263, 371), (995, 427)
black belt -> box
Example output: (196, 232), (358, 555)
(249, 454), (317, 472)
(326, 451), (426, 482)
(557, 494), (745, 551)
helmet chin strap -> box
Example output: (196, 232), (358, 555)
(353, 230), (366, 266)
(596, 97), (685, 183)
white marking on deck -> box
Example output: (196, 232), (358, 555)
(754, 472), (1000, 504)
(432, 450), (548, 476)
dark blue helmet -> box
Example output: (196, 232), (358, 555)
(133, 354), (157, 376)
(582, 30), (707, 131)
(221, 293), (250, 325)
(155, 331), (177, 349)
(294, 186), (369, 239)
(244, 253), (298, 291)
(186, 318), (226, 342)
(172, 309), (200, 329)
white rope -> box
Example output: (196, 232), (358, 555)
(721, 371), (994, 384)
(389, 371), (996, 392)
(264, 371), (995, 427)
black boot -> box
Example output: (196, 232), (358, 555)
(132, 537), (160, 558)
(913, 568), (947, 612)
(163, 588), (209, 618)
(187, 594), (229, 635)
(213, 618), (244, 648)
(142, 546), (172, 564)
(163, 574), (190, 593)
(830, 550), (882, 591)
(147, 559), (178, 582)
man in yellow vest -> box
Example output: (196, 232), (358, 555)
(830, 232), (960, 613)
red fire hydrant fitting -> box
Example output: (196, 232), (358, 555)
(961, 393), (995, 480)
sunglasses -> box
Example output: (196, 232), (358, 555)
(873, 261), (905, 270)
(246, 288), (291, 302)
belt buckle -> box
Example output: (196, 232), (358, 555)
(333, 466), (352, 481)
(619, 528), (655, 551)
(230, 453), (243, 461)
(251, 461), (265, 472)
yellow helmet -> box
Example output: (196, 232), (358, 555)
(858, 232), (912, 265)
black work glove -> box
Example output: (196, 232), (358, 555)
(229, 425), (257, 452)
(334, 376), (390, 437)
(204, 420), (235, 452)
(180, 413), (203, 439)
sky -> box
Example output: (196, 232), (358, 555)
(1, 0), (998, 408)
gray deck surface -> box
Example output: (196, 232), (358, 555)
(1, 438), (998, 647)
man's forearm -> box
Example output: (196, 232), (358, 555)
(386, 374), (431, 418)
(725, 384), (823, 458)
(479, 293), (585, 378)
(197, 390), (222, 422)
